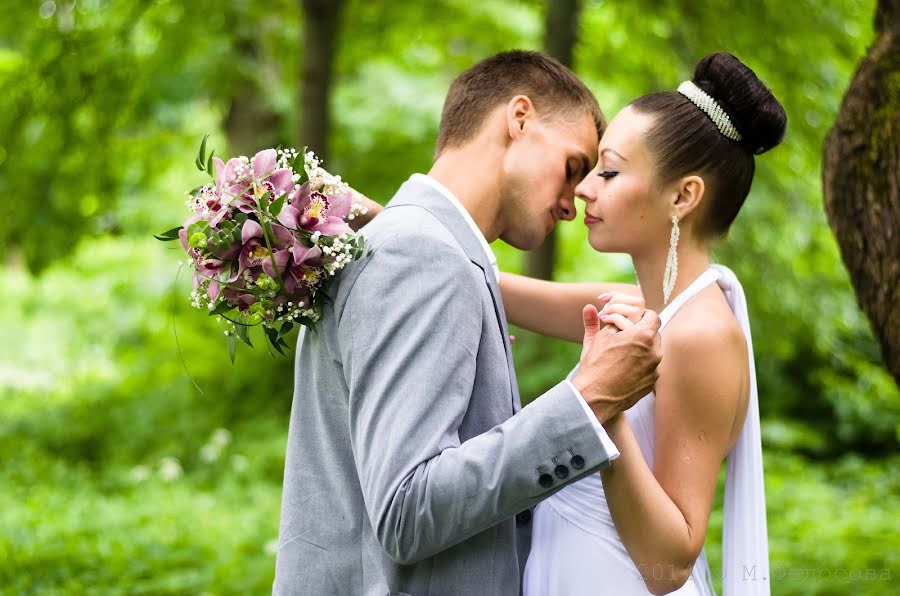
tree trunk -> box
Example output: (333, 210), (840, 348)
(823, 0), (900, 385)
(298, 0), (344, 162)
(223, 38), (281, 157)
(527, 0), (582, 280)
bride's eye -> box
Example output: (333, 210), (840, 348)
(598, 170), (618, 179)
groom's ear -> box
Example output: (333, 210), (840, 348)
(673, 175), (705, 220)
(506, 95), (535, 140)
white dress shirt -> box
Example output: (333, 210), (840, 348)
(409, 174), (619, 461)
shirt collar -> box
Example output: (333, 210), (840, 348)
(409, 174), (499, 281)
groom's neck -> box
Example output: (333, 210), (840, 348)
(428, 147), (504, 242)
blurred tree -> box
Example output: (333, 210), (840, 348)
(223, 36), (281, 157)
(0, 0), (299, 271)
(299, 0), (345, 160)
(823, 0), (900, 385)
(526, 0), (583, 280)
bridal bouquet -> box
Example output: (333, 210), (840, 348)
(156, 137), (368, 361)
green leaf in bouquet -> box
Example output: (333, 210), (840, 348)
(187, 220), (208, 234)
(294, 228), (314, 247)
(269, 193), (286, 218)
(211, 229), (236, 254)
(219, 262), (233, 283)
(244, 303), (265, 326)
(234, 320), (253, 347)
(197, 134), (209, 171)
(291, 148), (304, 172)
(291, 146), (309, 184)
(154, 226), (183, 241)
(189, 232), (208, 249)
(227, 331), (236, 364)
(206, 150), (216, 179)
(249, 301), (266, 317)
(256, 275), (278, 292)
(264, 326), (287, 356)
(278, 322), (294, 339)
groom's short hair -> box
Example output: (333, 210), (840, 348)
(436, 50), (604, 155)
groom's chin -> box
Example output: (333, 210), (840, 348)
(500, 229), (549, 251)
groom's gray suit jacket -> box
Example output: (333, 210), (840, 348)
(273, 178), (613, 595)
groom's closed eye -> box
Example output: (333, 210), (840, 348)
(567, 157), (591, 183)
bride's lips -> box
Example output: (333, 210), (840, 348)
(584, 214), (602, 225)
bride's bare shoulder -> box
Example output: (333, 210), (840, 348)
(663, 285), (747, 359)
(655, 285), (750, 444)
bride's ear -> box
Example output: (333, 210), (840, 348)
(672, 175), (705, 221)
(506, 95), (534, 140)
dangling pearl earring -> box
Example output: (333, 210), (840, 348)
(663, 214), (680, 305)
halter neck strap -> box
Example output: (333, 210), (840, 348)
(658, 268), (721, 331)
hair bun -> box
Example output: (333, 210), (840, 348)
(692, 52), (786, 154)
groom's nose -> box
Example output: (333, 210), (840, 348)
(558, 196), (577, 221)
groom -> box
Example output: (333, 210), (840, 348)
(274, 50), (662, 595)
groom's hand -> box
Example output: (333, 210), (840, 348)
(572, 308), (662, 424)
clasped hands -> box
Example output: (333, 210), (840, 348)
(572, 292), (663, 425)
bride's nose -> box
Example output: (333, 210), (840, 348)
(574, 179), (594, 203)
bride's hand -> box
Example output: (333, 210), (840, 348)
(597, 292), (645, 331)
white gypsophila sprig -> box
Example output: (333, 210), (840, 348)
(276, 147), (300, 170)
(347, 190), (370, 221)
(304, 150), (349, 196)
(190, 281), (213, 310)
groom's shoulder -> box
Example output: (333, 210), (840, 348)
(332, 205), (472, 306)
(357, 203), (465, 261)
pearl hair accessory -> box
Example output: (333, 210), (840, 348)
(677, 81), (743, 142)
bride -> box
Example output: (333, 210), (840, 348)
(503, 52), (786, 595)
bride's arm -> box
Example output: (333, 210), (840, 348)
(599, 316), (747, 594)
(499, 272), (641, 343)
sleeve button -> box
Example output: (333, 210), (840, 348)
(554, 464), (569, 479)
(538, 473), (554, 488)
(516, 510), (532, 525)
(570, 454), (585, 469)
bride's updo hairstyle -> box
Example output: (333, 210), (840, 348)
(630, 52), (787, 237)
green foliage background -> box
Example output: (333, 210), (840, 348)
(1, 0), (897, 593)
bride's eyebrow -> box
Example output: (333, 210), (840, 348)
(600, 148), (628, 162)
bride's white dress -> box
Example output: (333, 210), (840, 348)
(524, 265), (770, 596)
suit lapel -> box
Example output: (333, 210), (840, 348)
(386, 180), (522, 414)
(486, 274), (523, 413)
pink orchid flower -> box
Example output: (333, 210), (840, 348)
(231, 219), (296, 283)
(277, 182), (353, 237)
(210, 149), (294, 227)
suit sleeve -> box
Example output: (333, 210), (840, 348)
(339, 234), (613, 564)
